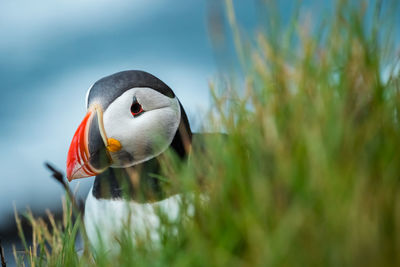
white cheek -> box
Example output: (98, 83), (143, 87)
(102, 89), (181, 167)
(123, 107), (179, 158)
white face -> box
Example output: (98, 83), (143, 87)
(101, 87), (181, 167)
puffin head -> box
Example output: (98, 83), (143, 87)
(66, 70), (191, 181)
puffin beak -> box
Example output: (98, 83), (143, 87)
(66, 105), (114, 181)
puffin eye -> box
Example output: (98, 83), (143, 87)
(131, 101), (144, 117)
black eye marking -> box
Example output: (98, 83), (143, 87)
(131, 97), (144, 117)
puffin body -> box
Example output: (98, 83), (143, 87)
(66, 70), (192, 249)
(84, 188), (184, 247)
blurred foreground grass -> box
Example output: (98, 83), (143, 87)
(13, 0), (400, 266)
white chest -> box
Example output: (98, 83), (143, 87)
(84, 188), (184, 249)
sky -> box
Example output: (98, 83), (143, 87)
(0, 0), (399, 237)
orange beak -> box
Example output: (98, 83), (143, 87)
(66, 105), (112, 181)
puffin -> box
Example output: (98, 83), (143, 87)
(66, 70), (193, 248)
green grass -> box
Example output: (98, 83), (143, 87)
(14, 0), (400, 266)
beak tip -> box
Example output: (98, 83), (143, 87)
(66, 160), (77, 182)
(66, 171), (74, 182)
(66, 168), (73, 182)
(67, 157), (99, 180)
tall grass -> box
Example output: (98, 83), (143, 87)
(14, 0), (400, 266)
